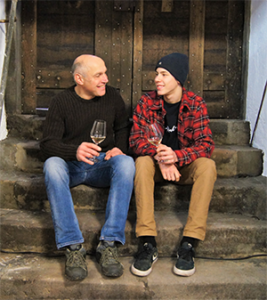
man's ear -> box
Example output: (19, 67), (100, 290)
(74, 73), (84, 85)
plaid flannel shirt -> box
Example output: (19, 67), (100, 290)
(129, 88), (215, 167)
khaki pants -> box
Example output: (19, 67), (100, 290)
(134, 156), (217, 241)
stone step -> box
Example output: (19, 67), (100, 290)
(0, 252), (266, 300)
(1, 209), (266, 257)
(7, 114), (250, 145)
(0, 137), (263, 177)
(1, 171), (266, 220)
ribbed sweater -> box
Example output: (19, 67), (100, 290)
(40, 85), (129, 161)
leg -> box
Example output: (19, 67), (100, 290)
(173, 158), (217, 277)
(134, 156), (159, 237)
(100, 155), (135, 244)
(43, 157), (84, 249)
(82, 153), (135, 277)
(179, 157), (217, 240)
(131, 156), (161, 277)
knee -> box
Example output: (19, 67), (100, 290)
(135, 156), (154, 174)
(43, 157), (69, 180)
(194, 158), (217, 181)
(113, 155), (135, 178)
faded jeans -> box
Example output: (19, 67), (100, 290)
(43, 153), (135, 249)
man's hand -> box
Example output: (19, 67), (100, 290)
(105, 147), (125, 160)
(158, 162), (181, 182)
(76, 142), (101, 165)
(155, 144), (178, 164)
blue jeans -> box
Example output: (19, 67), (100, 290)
(43, 153), (135, 249)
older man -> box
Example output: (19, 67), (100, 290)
(41, 54), (135, 280)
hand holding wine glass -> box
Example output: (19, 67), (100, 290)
(90, 119), (106, 162)
(146, 122), (163, 147)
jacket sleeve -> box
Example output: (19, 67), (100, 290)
(129, 96), (158, 157)
(174, 101), (215, 167)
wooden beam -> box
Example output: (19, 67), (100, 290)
(225, 0), (244, 119)
(95, 1), (113, 78)
(21, 0), (37, 113)
(132, 0), (143, 111)
(188, 0), (205, 96)
(161, 0), (173, 13)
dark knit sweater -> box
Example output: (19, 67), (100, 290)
(40, 85), (129, 161)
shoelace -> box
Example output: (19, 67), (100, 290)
(178, 246), (195, 261)
(67, 250), (86, 267)
(100, 247), (120, 265)
(135, 244), (154, 260)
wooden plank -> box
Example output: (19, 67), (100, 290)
(119, 11), (133, 114)
(35, 68), (74, 89)
(161, 0), (173, 12)
(21, 0), (37, 113)
(36, 1), (92, 15)
(95, 1), (113, 77)
(114, 0), (136, 11)
(37, 14), (95, 68)
(111, 10), (122, 89)
(132, 0), (144, 110)
(225, 0), (244, 119)
(188, 0), (205, 96)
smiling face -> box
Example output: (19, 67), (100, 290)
(155, 67), (180, 97)
(73, 55), (109, 100)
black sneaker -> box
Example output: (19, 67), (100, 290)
(173, 242), (195, 276)
(65, 245), (88, 280)
(131, 243), (158, 277)
(96, 241), (123, 277)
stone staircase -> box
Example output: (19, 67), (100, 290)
(0, 114), (266, 300)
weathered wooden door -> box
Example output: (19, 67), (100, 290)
(21, 0), (244, 118)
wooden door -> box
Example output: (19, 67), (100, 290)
(21, 0), (245, 119)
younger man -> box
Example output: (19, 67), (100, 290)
(129, 53), (216, 277)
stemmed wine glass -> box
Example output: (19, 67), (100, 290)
(90, 119), (106, 162)
(146, 122), (163, 147)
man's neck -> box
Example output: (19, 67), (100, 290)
(163, 85), (183, 104)
(74, 86), (94, 100)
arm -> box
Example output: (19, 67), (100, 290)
(174, 100), (214, 167)
(129, 95), (161, 157)
(40, 99), (79, 161)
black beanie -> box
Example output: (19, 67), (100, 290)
(155, 53), (189, 86)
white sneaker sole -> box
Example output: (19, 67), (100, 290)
(131, 257), (158, 277)
(173, 265), (195, 277)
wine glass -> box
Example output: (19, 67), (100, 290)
(90, 119), (106, 162)
(146, 122), (163, 147)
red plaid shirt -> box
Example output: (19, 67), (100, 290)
(129, 88), (215, 167)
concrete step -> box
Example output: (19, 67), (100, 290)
(0, 138), (42, 173)
(0, 137), (263, 177)
(1, 171), (266, 220)
(0, 252), (266, 300)
(1, 209), (266, 257)
(7, 114), (250, 145)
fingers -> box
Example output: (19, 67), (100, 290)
(76, 142), (101, 163)
(156, 146), (178, 164)
(105, 148), (124, 160)
(159, 163), (181, 182)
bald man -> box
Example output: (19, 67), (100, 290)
(41, 55), (135, 280)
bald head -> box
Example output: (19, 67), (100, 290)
(72, 55), (105, 81)
(72, 54), (108, 100)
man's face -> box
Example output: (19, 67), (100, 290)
(82, 60), (109, 98)
(155, 67), (179, 97)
